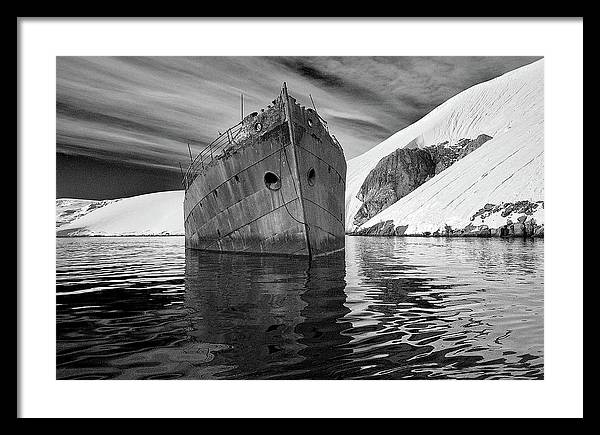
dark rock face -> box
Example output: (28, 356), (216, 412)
(426, 134), (493, 175)
(353, 220), (396, 236)
(425, 141), (457, 174)
(353, 148), (435, 226)
(513, 223), (526, 237)
(421, 134), (493, 175)
(456, 134), (493, 159)
(524, 217), (536, 235)
(496, 215), (544, 239)
(353, 134), (493, 227)
(395, 224), (409, 236)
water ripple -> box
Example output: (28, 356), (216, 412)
(56, 235), (543, 379)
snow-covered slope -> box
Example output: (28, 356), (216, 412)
(56, 198), (120, 228)
(346, 59), (543, 234)
(56, 191), (184, 236)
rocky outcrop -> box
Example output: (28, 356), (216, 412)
(350, 219), (544, 239)
(353, 148), (435, 226)
(56, 198), (117, 228)
(456, 134), (493, 159)
(353, 134), (493, 227)
(353, 220), (397, 236)
(426, 135), (493, 174)
(349, 199), (543, 239)
(424, 140), (455, 174)
(470, 200), (544, 222)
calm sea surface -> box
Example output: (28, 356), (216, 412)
(56, 236), (543, 379)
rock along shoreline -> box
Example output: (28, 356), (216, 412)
(348, 222), (544, 238)
(348, 200), (544, 239)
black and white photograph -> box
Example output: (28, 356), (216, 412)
(55, 55), (545, 380)
(18, 18), (583, 418)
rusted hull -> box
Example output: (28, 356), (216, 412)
(289, 110), (346, 258)
(183, 91), (346, 258)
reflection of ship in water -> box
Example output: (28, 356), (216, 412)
(288, 254), (352, 378)
(184, 249), (351, 378)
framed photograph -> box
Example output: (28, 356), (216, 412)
(18, 17), (583, 418)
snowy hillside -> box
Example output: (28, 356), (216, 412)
(56, 198), (120, 228)
(346, 59), (544, 236)
(56, 191), (184, 237)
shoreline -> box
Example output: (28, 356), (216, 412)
(346, 233), (544, 239)
(56, 233), (542, 239)
(55, 234), (184, 238)
(347, 218), (544, 239)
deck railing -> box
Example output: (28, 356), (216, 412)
(182, 92), (342, 189)
(182, 120), (245, 189)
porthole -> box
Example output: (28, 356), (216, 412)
(255, 122), (263, 132)
(307, 118), (314, 127)
(307, 168), (316, 186)
(264, 171), (281, 191)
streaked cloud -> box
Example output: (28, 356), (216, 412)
(56, 56), (541, 197)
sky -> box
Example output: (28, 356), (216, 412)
(56, 56), (541, 199)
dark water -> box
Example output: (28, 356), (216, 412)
(56, 236), (543, 379)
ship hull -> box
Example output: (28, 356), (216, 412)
(184, 91), (346, 258)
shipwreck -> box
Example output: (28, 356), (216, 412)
(182, 83), (346, 258)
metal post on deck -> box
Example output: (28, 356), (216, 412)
(179, 162), (185, 188)
(309, 94), (317, 112)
